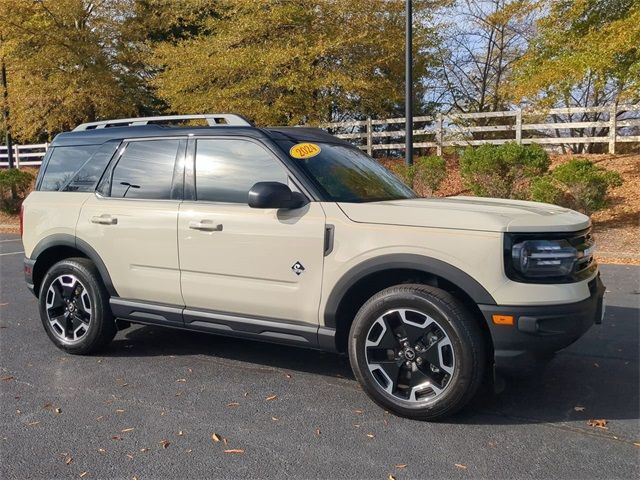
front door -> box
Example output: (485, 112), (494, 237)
(178, 137), (326, 326)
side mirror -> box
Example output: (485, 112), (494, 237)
(248, 182), (308, 209)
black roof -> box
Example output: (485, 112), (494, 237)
(50, 124), (350, 147)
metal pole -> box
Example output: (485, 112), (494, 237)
(405, 0), (413, 166)
(1, 57), (14, 168)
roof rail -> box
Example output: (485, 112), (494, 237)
(73, 114), (252, 131)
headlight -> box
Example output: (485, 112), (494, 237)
(505, 230), (597, 283)
(511, 239), (577, 278)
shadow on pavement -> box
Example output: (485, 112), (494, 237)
(105, 305), (639, 425)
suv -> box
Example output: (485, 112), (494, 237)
(22, 114), (605, 420)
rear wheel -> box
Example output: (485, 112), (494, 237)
(38, 258), (116, 354)
(349, 284), (486, 420)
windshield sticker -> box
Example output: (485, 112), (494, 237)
(290, 143), (321, 159)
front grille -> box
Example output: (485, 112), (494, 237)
(568, 228), (595, 275)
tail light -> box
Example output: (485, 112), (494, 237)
(19, 204), (24, 238)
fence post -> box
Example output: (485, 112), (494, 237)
(608, 105), (617, 154)
(515, 109), (523, 145)
(436, 113), (443, 156)
(366, 117), (373, 156)
(14, 144), (20, 169)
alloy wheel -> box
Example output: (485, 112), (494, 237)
(45, 274), (92, 344)
(365, 308), (455, 404)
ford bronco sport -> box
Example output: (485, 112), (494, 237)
(21, 114), (605, 420)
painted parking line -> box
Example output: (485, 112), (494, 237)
(0, 251), (24, 257)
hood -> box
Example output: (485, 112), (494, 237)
(338, 197), (590, 233)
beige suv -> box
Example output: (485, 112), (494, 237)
(21, 114), (605, 420)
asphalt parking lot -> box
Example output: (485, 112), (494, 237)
(1, 232), (638, 479)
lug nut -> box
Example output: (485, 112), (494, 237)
(405, 361), (412, 368)
(430, 365), (440, 373)
(403, 341), (410, 348)
(416, 358), (423, 365)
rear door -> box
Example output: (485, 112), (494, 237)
(76, 138), (186, 314)
(178, 137), (326, 327)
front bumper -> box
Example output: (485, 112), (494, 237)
(479, 275), (605, 375)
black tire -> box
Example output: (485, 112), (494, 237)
(348, 284), (486, 420)
(38, 257), (116, 355)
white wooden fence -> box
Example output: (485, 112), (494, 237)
(323, 104), (640, 156)
(1, 104), (639, 168)
(0, 143), (48, 168)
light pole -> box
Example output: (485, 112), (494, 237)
(405, 0), (413, 166)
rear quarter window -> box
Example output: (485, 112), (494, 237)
(39, 145), (98, 191)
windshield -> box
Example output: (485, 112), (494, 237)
(278, 141), (416, 203)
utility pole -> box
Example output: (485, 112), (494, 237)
(1, 56), (14, 168)
(405, 0), (413, 166)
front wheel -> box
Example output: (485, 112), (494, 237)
(38, 257), (117, 355)
(349, 284), (486, 420)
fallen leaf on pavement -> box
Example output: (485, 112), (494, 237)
(178, 430), (184, 436)
(224, 449), (244, 454)
(227, 402), (240, 407)
(126, 454), (134, 460)
(140, 448), (148, 452)
(211, 433), (221, 443)
(1, 376), (15, 381)
(354, 409), (364, 414)
(315, 428), (321, 436)
(633, 442), (640, 447)
(265, 395), (277, 401)
(112, 436), (122, 441)
(366, 433), (375, 438)
(176, 379), (186, 383)
(121, 428), (134, 433)
(574, 406), (586, 412)
(115, 409), (125, 413)
(98, 449), (106, 453)
(588, 419), (608, 429)
(55, 408), (62, 414)
(65, 456), (73, 465)
(271, 417), (278, 421)
(395, 464), (408, 469)
(388, 475), (396, 480)
(28, 421), (40, 426)
(285, 373), (292, 379)
(79, 472), (88, 478)
(455, 464), (467, 469)
(160, 439), (170, 449)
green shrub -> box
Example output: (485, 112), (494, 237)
(530, 159), (623, 215)
(388, 162), (416, 187)
(388, 156), (448, 196)
(460, 143), (550, 198)
(415, 155), (447, 195)
(0, 168), (34, 213)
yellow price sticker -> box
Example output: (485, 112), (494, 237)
(289, 143), (321, 159)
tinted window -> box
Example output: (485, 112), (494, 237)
(110, 140), (179, 199)
(39, 145), (97, 191)
(63, 141), (120, 192)
(279, 141), (415, 202)
(195, 139), (288, 203)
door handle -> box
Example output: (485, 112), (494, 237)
(91, 214), (118, 225)
(189, 220), (223, 232)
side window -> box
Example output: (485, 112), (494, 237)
(195, 139), (288, 203)
(39, 145), (97, 191)
(63, 140), (120, 192)
(110, 140), (180, 200)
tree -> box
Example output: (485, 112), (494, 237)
(511, 0), (640, 106)
(0, 0), (151, 142)
(149, 0), (446, 126)
(432, 0), (537, 113)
